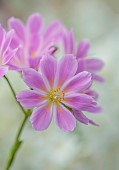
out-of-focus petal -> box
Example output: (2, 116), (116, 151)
(77, 59), (104, 83)
(8, 17), (25, 42)
(60, 27), (69, 53)
(28, 35), (41, 55)
(27, 13), (43, 34)
(86, 58), (104, 72)
(28, 57), (41, 70)
(67, 28), (75, 54)
(84, 90), (99, 101)
(30, 103), (53, 131)
(2, 30), (14, 54)
(92, 74), (104, 83)
(10, 36), (20, 49)
(0, 66), (8, 78)
(44, 20), (62, 43)
(76, 58), (86, 73)
(54, 103), (76, 132)
(0, 25), (5, 49)
(76, 40), (90, 58)
(2, 48), (18, 65)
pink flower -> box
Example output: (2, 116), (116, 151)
(60, 28), (104, 82)
(17, 54), (100, 132)
(8, 13), (62, 71)
(0, 25), (17, 78)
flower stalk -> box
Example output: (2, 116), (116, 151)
(4, 76), (26, 116)
(3, 76), (31, 170)
(5, 114), (28, 170)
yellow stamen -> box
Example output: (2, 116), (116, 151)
(48, 87), (65, 103)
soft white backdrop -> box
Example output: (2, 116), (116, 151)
(0, 0), (119, 169)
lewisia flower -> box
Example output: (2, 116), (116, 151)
(0, 25), (17, 78)
(17, 54), (101, 132)
(60, 28), (104, 82)
(8, 13), (62, 71)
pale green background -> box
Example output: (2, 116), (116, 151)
(0, 0), (119, 170)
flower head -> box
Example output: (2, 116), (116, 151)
(0, 25), (17, 78)
(17, 55), (101, 132)
(8, 13), (62, 71)
(60, 28), (104, 83)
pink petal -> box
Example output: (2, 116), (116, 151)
(63, 93), (96, 110)
(22, 68), (47, 92)
(16, 90), (45, 109)
(0, 25), (5, 49)
(61, 71), (92, 93)
(28, 57), (41, 70)
(84, 90), (99, 101)
(77, 59), (104, 83)
(44, 20), (62, 43)
(27, 13), (43, 34)
(73, 110), (99, 126)
(83, 106), (102, 113)
(89, 120), (99, 126)
(8, 64), (21, 71)
(55, 54), (78, 87)
(40, 55), (57, 88)
(59, 28), (75, 54)
(30, 103), (53, 131)
(76, 58), (86, 73)
(76, 40), (90, 58)
(0, 66), (8, 78)
(73, 110), (89, 125)
(8, 17), (25, 42)
(2, 30), (14, 54)
(92, 74), (104, 83)
(14, 48), (28, 68)
(28, 35), (41, 55)
(67, 28), (75, 54)
(61, 27), (69, 53)
(54, 103), (76, 132)
(2, 48), (18, 65)
(10, 36), (19, 49)
(86, 59), (104, 72)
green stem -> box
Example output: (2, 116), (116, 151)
(5, 114), (29, 170)
(3, 76), (31, 169)
(4, 76), (26, 116)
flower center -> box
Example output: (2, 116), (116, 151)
(48, 87), (65, 103)
(31, 52), (36, 58)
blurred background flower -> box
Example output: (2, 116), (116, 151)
(0, 0), (119, 170)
